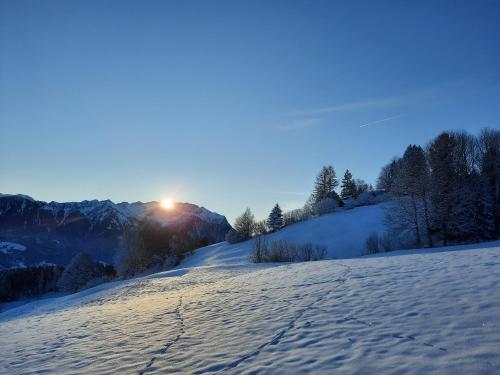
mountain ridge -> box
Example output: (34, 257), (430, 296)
(0, 194), (231, 269)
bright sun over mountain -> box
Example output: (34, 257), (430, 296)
(161, 198), (174, 210)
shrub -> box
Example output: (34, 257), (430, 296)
(283, 208), (312, 226)
(314, 198), (339, 215)
(379, 232), (394, 252)
(365, 232), (380, 254)
(250, 238), (327, 263)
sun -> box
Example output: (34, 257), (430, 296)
(160, 198), (174, 210)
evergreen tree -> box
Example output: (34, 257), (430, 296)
(340, 170), (356, 199)
(267, 204), (283, 231)
(233, 208), (256, 240)
(478, 128), (500, 238)
(312, 165), (339, 203)
(452, 172), (495, 242)
(428, 133), (456, 246)
(377, 159), (400, 191)
(386, 145), (433, 248)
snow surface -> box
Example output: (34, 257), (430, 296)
(0, 241), (27, 255)
(2, 238), (500, 374)
(183, 204), (387, 268)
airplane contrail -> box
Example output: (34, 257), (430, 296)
(359, 115), (402, 128)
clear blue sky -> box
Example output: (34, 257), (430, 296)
(1, 0), (499, 223)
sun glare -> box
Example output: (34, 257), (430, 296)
(161, 198), (174, 210)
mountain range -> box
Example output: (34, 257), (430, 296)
(0, 194), (232, 269)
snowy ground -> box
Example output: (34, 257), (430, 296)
(183, 204), (387, 268)
(1, 240), (499, 374)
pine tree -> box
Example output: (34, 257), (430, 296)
(428, 133), (456, 246)
(377, 159), (400, 191)
(387, 145), (432, 248)
(340, 170), (356, 199)
(312, 165), (339, 203)
(267, 204), (283, 231)
(452, 172), (495, 242)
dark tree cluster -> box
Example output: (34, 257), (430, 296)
(118, 218), (208, 277)
(0, 265), (63, 303)
(380, 128), (500, 248)
(0, 255), (118, 304)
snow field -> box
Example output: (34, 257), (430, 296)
(1, 243), (499, 374)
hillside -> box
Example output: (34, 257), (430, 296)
(183, 203), (387, 268)
(1, 240), (499, 374)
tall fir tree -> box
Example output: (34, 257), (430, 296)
(428, 133), (456, 246)
(340, 169), (357, 199)
(267, 204), (283, 231)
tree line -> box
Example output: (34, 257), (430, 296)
(0, 257), (116, 305)
(379, 128), (499, 249)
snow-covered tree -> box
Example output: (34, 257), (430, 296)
(312, 166), (339, 203)
(354, 179), (371, 198)
(477, 128), (500, 238)
(233, 208), (256, 240)
(451, 172), (495, 242)
(380, 127), (499, 248)
(283, 207), (312, 226)
(377, 159), (400, 191)
(340, 170), (357, 199)
(314, 197), (339, 215)
(428, 132), (474, 245)
(386, 145), (432, 248)
(57, 252), (98, 293)
(267, 204), (283, 231)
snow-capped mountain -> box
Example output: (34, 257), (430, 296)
(0, 194), (231, 269)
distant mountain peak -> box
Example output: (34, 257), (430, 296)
(0, 194), (231, 269)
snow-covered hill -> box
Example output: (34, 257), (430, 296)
(1, 241), (499, 374)
(183, 203), (387, 268)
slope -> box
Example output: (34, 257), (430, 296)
(1, 240), (499, 374)
(182, 203), (387, 268)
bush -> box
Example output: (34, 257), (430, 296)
(343, 190), (391, 209)
(365, 232), (381, 254)
(283, 208), (312, 226)
(250, 238), (327, 263)
(379, 233), (394, 252)
(314, 198), (339, 215)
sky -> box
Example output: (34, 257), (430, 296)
(1, 0), (499, 223)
